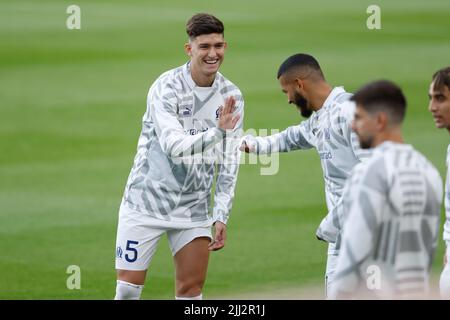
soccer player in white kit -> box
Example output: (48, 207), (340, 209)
(428, 66), (450, 299)
(114, 14), (244, 300)
(240, 53), (370, 297)
(330, 80), (443, 299)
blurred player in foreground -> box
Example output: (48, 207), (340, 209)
(428, 66), (450, 299)
(240, 53), (370, 297)
(114, 13), (244, 300)
(330, 80), (442, 299)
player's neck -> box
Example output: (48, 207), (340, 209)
(373, 129), (404, 147)
(190, 65), (215, 87)
(310, 82), (333, 111)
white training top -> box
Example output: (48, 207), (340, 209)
(121, 62), (244, 227)
(330, 141), (443, 299)
(242, 87), (371, 254)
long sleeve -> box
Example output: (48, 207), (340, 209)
(316, 164), (362, 244)
(148, 81), (225, 158)
(242, 121), (314, 155)
(316, 195), (343, 243)
(329, 160), (385, 299)
(213, 97), (244, 224)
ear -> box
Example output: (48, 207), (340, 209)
(223, 41), (228, 50)
(294, 78), (304, 91)
(184, 42), (192, 57)
(376, 112), (388, 130)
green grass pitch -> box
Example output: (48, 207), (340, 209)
(0, 0), (449, 299)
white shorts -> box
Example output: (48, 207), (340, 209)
(115, 203), (212, 271)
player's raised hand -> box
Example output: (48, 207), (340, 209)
(218, 96), (240, 131)
(208, 221), (227, 251)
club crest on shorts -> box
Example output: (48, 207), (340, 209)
(116, 246), (123, 259)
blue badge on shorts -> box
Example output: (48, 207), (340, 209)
(116, 246), (123, 259)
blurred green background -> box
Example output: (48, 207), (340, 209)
(0, 0), (449, 299)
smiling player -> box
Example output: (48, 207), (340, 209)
(114, 13), (244, 300)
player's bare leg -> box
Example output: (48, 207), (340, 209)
(174, 237), (210, 299)
(117, 269), (147, 285)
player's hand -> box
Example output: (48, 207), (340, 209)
(239, 136), (255, 153)
(239, 140), (254, 153)
(218, 96), (240, 131)
(209, 221), (227, 251)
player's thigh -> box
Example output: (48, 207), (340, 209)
(115, 204), (165, 283)
(169, 227), (212, 283)
(116, 269), (147, 286)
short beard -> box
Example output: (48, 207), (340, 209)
(359, 136), (374, 149)
(294, 92), (312, 118)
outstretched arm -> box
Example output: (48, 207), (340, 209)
(240, 122), (313, 154)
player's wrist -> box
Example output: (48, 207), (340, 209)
(217, 127), (226, 134)
(213, 211), (228, 225)
(213, 127), (227, 138)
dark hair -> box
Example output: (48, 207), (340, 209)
(432, 66), (450, 91)
(351, 80), (407, 124)
(277, 53), (324, 80)
(186, 13), (224, 39)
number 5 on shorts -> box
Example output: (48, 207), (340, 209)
(125, 240), (139, 263)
